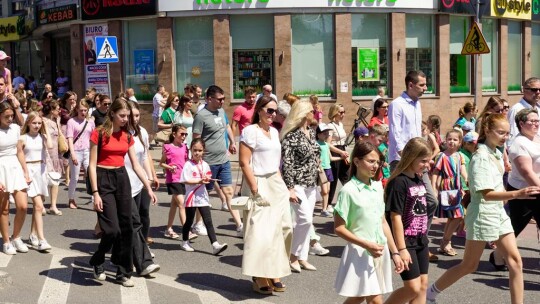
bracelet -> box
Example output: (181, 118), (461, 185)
(92, 190), (98, 194)
(391, 252), (400, 257)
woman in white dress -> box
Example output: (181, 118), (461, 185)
(0, 102), (30, 255)
(239, 96), (293, 295)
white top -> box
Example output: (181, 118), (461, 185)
(256, 93), (278, 102)
(125, 127), (149, 197)
(240, 125), (281, 175)
(180, 160), (212, 208)
(507, 134), (540, 189)
(328, 121), (347, 146)
(388, 92), (422, 163)
(197, 102), (206, 113)
(507, 98), (540, 147)
(152, 93), (163, 118)
(0, 124), (20, 157)
(22, 134), (44, 162)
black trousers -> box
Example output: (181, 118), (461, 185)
(89, 167), (133, 279)
(130, 191), (153, 274)
(328, 145), (350, 205)
(507, 184), (540, 236)
(183, 206), (217, 244)
(134, 188), (151, 239)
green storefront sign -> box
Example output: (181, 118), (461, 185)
(357, 48), (379, 81)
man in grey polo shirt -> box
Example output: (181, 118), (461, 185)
(193, 85), (243, 237)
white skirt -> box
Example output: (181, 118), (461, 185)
(27, 162), (48, 198)
(334, 243), (393, 297)
(0, 155), (28, 194)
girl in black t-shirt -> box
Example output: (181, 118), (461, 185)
(385, 137), (432, 304)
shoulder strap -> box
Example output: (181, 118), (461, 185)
(97, 130), (103, 160)
(72, 120), (88, 145)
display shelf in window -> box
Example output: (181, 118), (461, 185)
(233, 49), (273, 99)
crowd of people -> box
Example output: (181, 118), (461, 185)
(0, 62), (539, 303)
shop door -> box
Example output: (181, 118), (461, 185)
(52, 36), (71, 91)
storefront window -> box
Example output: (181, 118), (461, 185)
(406, 15), (435, 94)
(449, 16), (470, 94)
(231, 15), (274, 99)
(123, 19), (157, 100)
(291, 14), (334, 97)
(482, 18), (498, 93)
(532, 23), (540, 79)
(175, 16), (214, 95)
(507, 21), (522, 91)
(12, 40), (44, 91)
(351, 13), (388, 97)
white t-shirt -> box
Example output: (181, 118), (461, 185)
(507, 134), (540, 189)
(0, 123), (20, 157)
(240, 125), (281, 175)
(152, 93), (163, 118)
(125, 127), (149, 197)
(180, 160), (212, 207)
(328, 121), (347, 146)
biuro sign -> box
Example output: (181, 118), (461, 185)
(491, 0), (532, 20)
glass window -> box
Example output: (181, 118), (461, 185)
(175, 17), (214, 95)
(507, 21), (522, 92)
(449, 16), (470, 94)
(532, 23), (540, 79)
(351, 13), (388, 97)
(231, 15), (274, 99)
(406, 15), (436, 94)
(482, 19), (498, 93)
(291, 14), (334, 97)
(123, 19), (157, 101)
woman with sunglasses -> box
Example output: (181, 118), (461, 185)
(240, 96), (293, 294)
(157, 93), (180, 136)
(327, 104), (351, 212)
(173, 95), (194, 147)
(369, 98), (389, 127)
(91, 94), (112, 127)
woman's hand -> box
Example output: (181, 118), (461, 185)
(148, 189), (158, 206)
(399, 249), (412, 271)
(289, 188), (300, 204)
(169, 165), (177, 173)
(24, 173), (32, 184)
(365, 242), (385, 257)
(392, 254), (405, 273)
(516, 186), (540, 199)
(72, 156), (78, 166)
(201, 177), (210, 184)
(151, 178), (160, 190)
(93, 193), (103, 212)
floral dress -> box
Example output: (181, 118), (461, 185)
(433, 152), (465, 218)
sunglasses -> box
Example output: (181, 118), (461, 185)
(179, 132), (188, 136)
(339, 111), (346, 114)
(212, 97), (225, 102)
(503, 106), (510, 110)
(102, 103), (111, 106)
(266, 108), (277, 115)
(525, 88), (540, 92)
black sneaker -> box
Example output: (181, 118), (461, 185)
(93, 264), (105, 281)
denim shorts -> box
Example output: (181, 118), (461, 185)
(206, 161), (233, 191)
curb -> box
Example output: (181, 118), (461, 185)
(0, 270), (12, 287)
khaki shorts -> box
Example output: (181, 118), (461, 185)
(465, 201), (514, 241)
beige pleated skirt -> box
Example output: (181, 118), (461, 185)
(241, 172), (293, 278)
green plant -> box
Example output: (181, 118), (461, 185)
(352, 87), (378, 96)
(233, 91), (244, 99)
(481, 85), (497, 93)
(293, 89), (333, 97)
(135, 93), (154, 101)
(508, 84), (521, 92)
(450, 86), (470, 94)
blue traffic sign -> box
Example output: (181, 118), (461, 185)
(95, 36), (119, 64)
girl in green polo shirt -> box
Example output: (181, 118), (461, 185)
(333, 142), (404, 302)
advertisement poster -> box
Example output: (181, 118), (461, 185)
(133, 49), (155, 84)
(84, 23), (109, 95)
(357, 48), (379, 82)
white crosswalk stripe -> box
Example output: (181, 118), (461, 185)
(0, 253), (12, 267)
(37, 255), (74, 304)
(120, 276), (150, 304)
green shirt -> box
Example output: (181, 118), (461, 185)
(378, 142), (390, 179)
(334, 177), (387, 245)
(459, 148), (472, 190)
(161, 108), (176, 124)
(317, 140), (331, 169)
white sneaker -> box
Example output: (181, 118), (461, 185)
(181, 241), (194, 252)
(12, 237), (29, 253)
(212, 242), (228, 255)
(37, 240), (52, 252)
(309, 242), (330, 256)
(2, 242), (16, 255)
(221, 203), (229, 211)
(192, 223), (208, 236)
(116, 277), (135, 287)
(188, 231), (198, 240)
(140, 263), (160, 276)
(326, 205), (334, 213)
(236, 224), (244, 238)
(28, 234), (39, 247)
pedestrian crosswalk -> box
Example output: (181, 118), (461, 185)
(0, 246), (273, 304)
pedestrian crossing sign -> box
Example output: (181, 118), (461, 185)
(95, 36), (119, 63)
(461, 22), (490, 55)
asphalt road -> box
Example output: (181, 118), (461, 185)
(0, 151), (539, 303)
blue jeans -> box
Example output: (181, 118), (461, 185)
(206, 161), (233, 191)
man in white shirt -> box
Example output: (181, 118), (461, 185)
(256, 84), (277, 102)
(150, 85), (165, 145)
(507, 77), (540, 147)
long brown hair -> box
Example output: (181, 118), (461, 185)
(387, 137), (431, 184)
(98, 97), (138, 138)
(251, 96), (276, 125)
(128, 101), (145, 152)
(349, 141), (382, 180)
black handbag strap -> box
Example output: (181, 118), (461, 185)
(72, 120), (89, 145)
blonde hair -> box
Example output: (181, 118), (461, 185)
(283, 93), (300, 106)
(328, 103), (343, 121)
(387, 137), (431, 184)
(280, 100), (313, 141)
(70, 99), (90, 118)
(478, 113), (507, 143)
(21, 111), (47, 135)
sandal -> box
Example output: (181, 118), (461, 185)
(252, 277), (273, 295)
(164, 230), (180, 239)
(68, 199), (78, 209)
(270, 279), (286, 292)
(437, 246), (457, 256)
(47, 209), (63, 216)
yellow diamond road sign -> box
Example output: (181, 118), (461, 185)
(461, 22), (490, 55)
